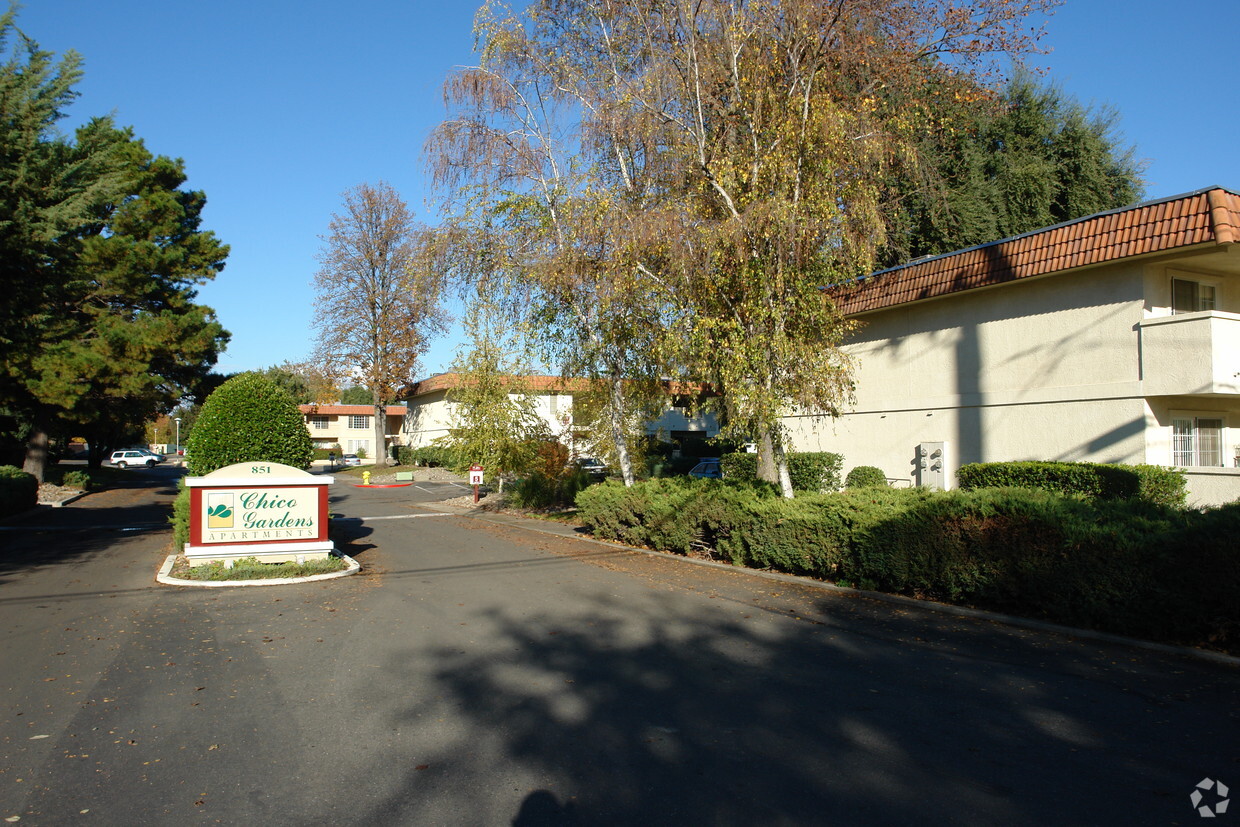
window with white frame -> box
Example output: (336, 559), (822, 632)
(347, 439), (370, 455)
(348, 414), (370, 430)
(1171, 413), (1225, 467)
(1171, 276), (1218, 314)
(309, 416), (329, 430)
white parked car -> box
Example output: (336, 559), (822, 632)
(109, 449), (159, 469)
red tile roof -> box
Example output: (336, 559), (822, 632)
(406, 374), (591, 397)
(299, 405), (408, 416)
(405, 373), (715, 399)
(836, 187), (1240, 315)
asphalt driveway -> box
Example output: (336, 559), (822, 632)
(0, 469), (1235, 825)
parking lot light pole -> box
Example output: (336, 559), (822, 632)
(175, 417), (181, 455)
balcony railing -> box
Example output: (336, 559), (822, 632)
(1139, 311), (1240, 396)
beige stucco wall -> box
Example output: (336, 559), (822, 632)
(401, 390), (577, 449)
(402, 389), (719, 450)
(402, 390), (456, 448)
(790, 262), (1147, 478)
(786, 254), (1240, 504)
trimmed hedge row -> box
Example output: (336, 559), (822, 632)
(575, 478), (1240, 650)
(720, 451), (843, 492)
(0, 465), (38, 518)
(395, 445), (460, 468)
(957, 460), (1187, 507)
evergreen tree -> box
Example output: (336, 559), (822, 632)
(0, 13), (229, 479)
(883, 73), (1144, 265)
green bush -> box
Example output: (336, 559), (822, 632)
(509, 469), (596, 510)
(185, 373), (314, 475)
(957, 460), (1187, 507)
(720, 452), (758, 482)
(171, 480), (190, 552)
(717, 487), (933, 579)
(575, 477), (1240, 651)
(396, 445), (458, 468)
(60, 470), (92, 490)
(787, 452), (843, 492)
(845, 465), (888, 489)
(313, 444), (343, 461)
(0, 465), (38, 517)
(719, 451), (841, 491)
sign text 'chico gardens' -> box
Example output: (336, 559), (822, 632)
(184, 462), (334, 566)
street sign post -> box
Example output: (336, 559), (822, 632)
(469, 464), (484, 503)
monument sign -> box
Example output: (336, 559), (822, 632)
(184, 461), (334, 566)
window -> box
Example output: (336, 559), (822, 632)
(309, 416), (329, 430)
(1172, 277), (1217, 314)
(1172, 415), (1225, 467)
(347, 439), (370, 455)
(348, 415), (370, 430)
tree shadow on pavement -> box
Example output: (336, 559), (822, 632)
(351, 574), (1237, 826)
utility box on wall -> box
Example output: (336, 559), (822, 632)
(184, 461), (334, 566)
(917, 442), (947, 489)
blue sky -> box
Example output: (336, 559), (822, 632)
(15, 0), (1240, 382)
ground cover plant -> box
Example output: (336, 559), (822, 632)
(175, 555), (349, 581)
(575, 477), (1240, 652)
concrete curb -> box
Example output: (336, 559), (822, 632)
(441, 504), (1240, 669)
(156, 553), (361, 588)
(39, 491), (88, 508)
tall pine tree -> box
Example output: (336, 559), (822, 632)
(0, 12), (229, 479)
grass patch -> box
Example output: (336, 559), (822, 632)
(174, 555), (350, 581)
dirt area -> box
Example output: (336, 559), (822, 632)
(37, 482), (86, 505)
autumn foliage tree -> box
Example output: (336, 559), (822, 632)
(438, 300), (549, 489)
(426, 3), (678, 486)
(432, 0), (1060, 496)
(313, 182), (443, 463)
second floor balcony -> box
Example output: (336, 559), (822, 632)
(1139, 311), (1240, 397)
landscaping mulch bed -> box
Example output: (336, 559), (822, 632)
(38, 482), (87, 505)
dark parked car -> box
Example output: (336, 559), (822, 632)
(572, 457), (608, 479)
(688, 458), (722, 479)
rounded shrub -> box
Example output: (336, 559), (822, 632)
(60, 470), (92, 490)
(185, 373), (313, 475)
(0, 465), (38, 517)
(845, 465), (887, 489)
